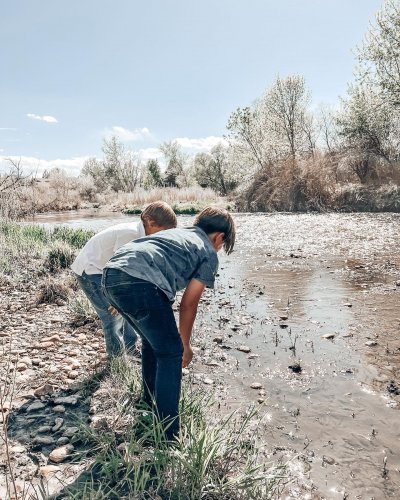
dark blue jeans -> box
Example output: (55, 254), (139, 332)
(102, 268), (183, 439)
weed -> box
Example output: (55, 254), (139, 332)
(44, 242), (75, 272)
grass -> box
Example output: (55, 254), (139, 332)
(58, 358), (286, 499)
(0, 220), (94, 279)
(122, 198), (234, 216)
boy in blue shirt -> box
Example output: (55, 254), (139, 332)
(102, 206), (236, 439)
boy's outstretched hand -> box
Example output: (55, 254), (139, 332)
(182, 344), (193, 368)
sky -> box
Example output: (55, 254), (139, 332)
(0, 0), (383, 176)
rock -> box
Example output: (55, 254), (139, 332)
(43, 334), (61, 343)
(39, 465), (61, 477)
(279, 315), (288, 321)
(37, 425), (52, 434)
(53, 405), (66, 413)
(16, 362), (28, 371)
(34, 384), (57, 397)
(323, 455), (336, 465)
(37, 342), (54, 349)
(52, 417), (64, 432)
(322, 333), (336, 340)
(67, 371), (79, 379)
(395, 280), (400, 287)
(203, 378), (214, 385)
(0, 401), (10, 412)
(212, 336), (223, 344)
(343, 303), (352, 308)
(33, 436), (55, 446)
(49, 444), (74, 463)
(0, 332), (10, 337)
(56, 437), (70, 446)
(53, 395), (79, 406)
(258, 398), (265, 404)
(365, 341), (378, 347)
(10, 445), (25, 454)
(237, 345), (251, 353)
(288, 363), (302, 373)
(63, 426), (79, 438)
(250, 382), (263, 389)
(26, 401), (46, 413)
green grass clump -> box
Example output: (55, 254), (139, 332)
(44, 241), (75, 272)
(61, 359), (285, 499)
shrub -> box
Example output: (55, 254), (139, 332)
(36, 278), (71, 305)
(44, 242), (75, 272)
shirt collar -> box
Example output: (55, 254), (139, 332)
(137, 219), (146, 238)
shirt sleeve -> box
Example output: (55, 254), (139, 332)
(192, 253), (219, 289)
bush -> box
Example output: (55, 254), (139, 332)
(36, 278), (71, 305)
(44, 242), (75, 272)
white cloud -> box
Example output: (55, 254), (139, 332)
(27, 113), (58, 123)
(0, 155), (88, 177)
(137, 147), (163, 162)
(175, 136), (227, 151)
(0, 127), (17, 131)
(104, 126), (151, 142)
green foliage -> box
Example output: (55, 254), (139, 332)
(144, 159), (163, 188)
(52, 225), (95, 249)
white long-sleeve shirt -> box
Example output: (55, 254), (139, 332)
(71, 220), (145, 276)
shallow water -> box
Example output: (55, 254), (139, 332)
(31, 210), (400, 499)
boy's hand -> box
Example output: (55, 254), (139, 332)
(108, 305), (119, 317)
(182, 344), (193, 368)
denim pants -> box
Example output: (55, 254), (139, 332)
(76, 272), (137, 356)
(102, 268), (183, 439)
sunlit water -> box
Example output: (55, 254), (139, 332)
(29, 210), (400, 498)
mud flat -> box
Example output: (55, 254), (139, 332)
(1, 212), (400, 498)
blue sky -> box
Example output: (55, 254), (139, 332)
(1, 0), (382, 175)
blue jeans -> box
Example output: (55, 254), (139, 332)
(102, 268), (183, 439)
(76, 272), (137, 356)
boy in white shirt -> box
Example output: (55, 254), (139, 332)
(71, 201), (177, 356)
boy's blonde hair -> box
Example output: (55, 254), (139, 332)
(193, 206), (236, 254)
(141, 201), (177, 229)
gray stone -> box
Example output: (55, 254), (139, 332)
(53, 395), (79, 406)
(63, 426), (79, 438)
(56, 437), (70, 446)
(53, 405), (66, 413)
(52, 417), (64, 432)
(237, 345), (251, 353)
(33, 436), (55, 446)
(37, 425), (52, 434)
(26, 401), (46, 413)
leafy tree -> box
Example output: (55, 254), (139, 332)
(82, 136), (141, 192)
(358, 0), (400, 106)
(194, 144), (238, 195)
(144, 159), (163, 188)
(159, 141), (187, 187)
(337, 85), (400, 182)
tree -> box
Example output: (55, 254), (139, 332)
(358, 0), (400, 106)
(337, 85), (400, 182)
(194, 144), (238, 195)
(144, 159), (163, 188)
(159, 141), (186, 187)
(81, 136), (141, 192)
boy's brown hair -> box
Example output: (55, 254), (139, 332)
(193, 206), (236, 254)
(141, 201), (177, 229)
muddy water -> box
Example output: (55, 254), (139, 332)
(31, 211), (400, 499)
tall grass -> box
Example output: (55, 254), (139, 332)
(61, 358), (286, 499)
(0, 221), (94, 278)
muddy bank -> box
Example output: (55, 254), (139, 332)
(1, 213), (400, 498)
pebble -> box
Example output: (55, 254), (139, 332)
(39, 465), (61, 477)
(53, 405), (66, 413)
(322, 333), (336, 340)
(237, 345), (251, 353)
(52, 417), (64, 432)
(203, 378), (214, 385)
(56, 437), (70, 446)
(34, 383), (57, 397)
(63, 426), (79, 438)
(37, 425), (52, 434)
(323, 455), (336, 465)
(365, 341), (378, 347)
(10, 445), (25, 454)
(212, 336), (223, 344)
(33, 436), (55, 446)
(53, 395), (79, 406)
(49, 444), (74, 463)
(26, 401), (46, 413)
(250, 382), (263, 389)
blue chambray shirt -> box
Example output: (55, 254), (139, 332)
(104, 226), (219, 301)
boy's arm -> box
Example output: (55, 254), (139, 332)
(179, 279), (206, 368)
